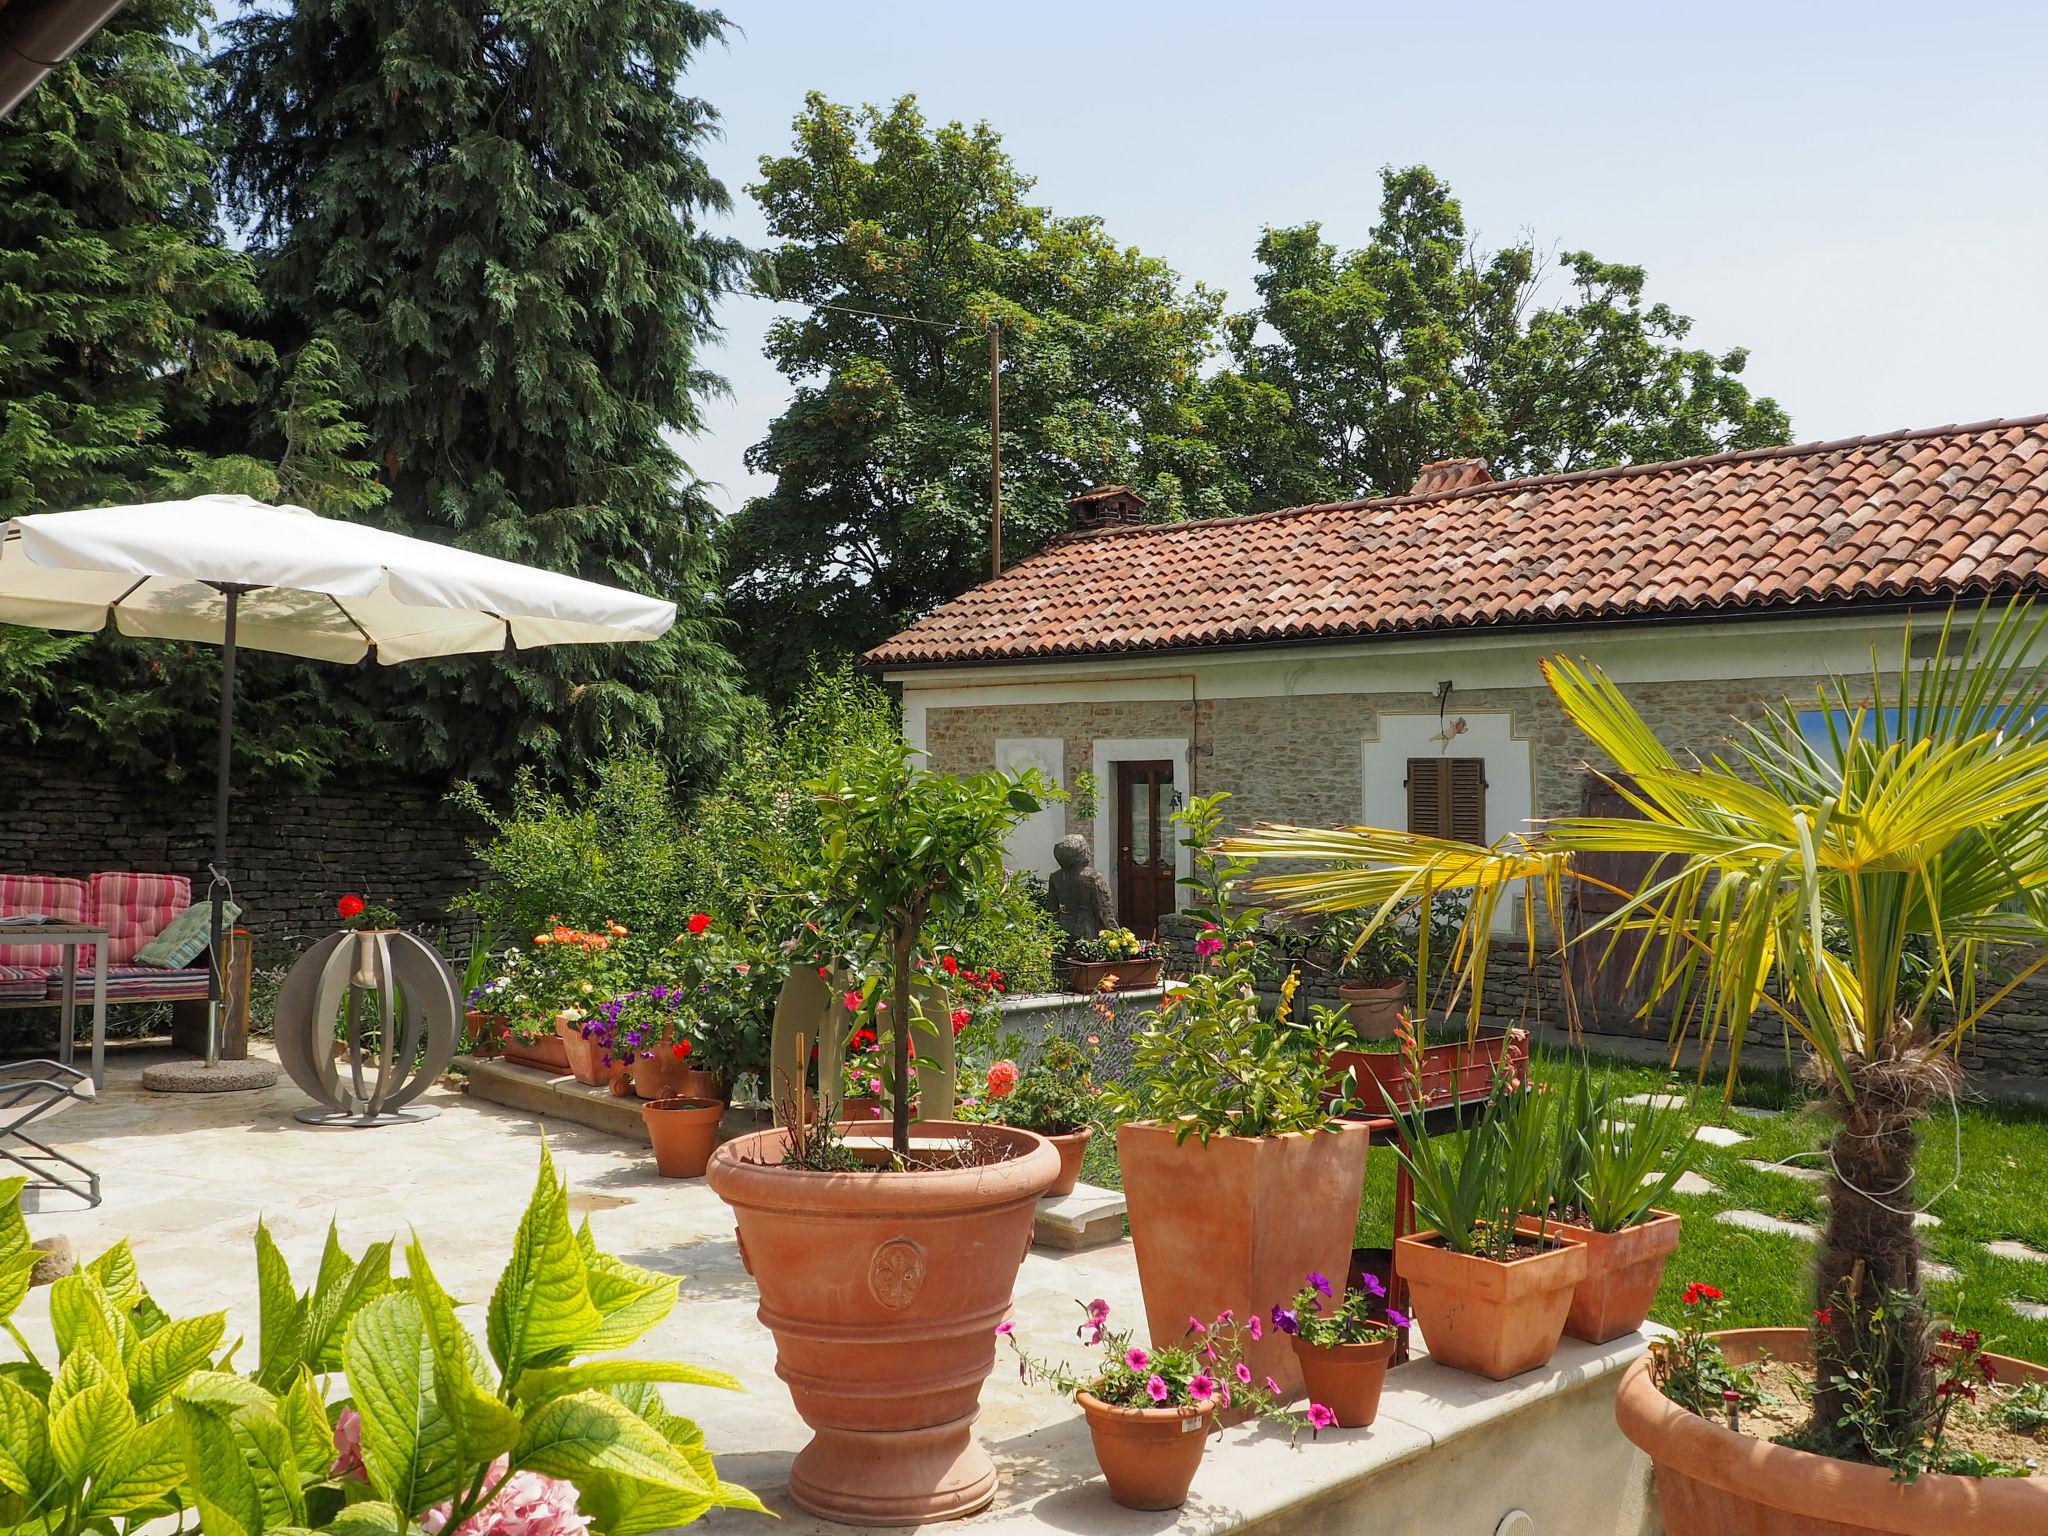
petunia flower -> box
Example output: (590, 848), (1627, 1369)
(1188, 1374), (1216, 1404)
(1125, 1347), (1150, 1372)
(1306, 1403), (1337, 1431)
(1234, 1362), (1252, 1385)
(1146, 1374), (1170, 1403)
(1264, 1376), (1282, 1396)
(1271, 1305), (1299, 1335)
(1386, 1308), (1410, 1330)
(1307, 1270), (1333, 1298)
(1186, 1316), (1207, 1336)
(1247, 1313), (1262, 1341)
(995, 1321), (1013, 1336)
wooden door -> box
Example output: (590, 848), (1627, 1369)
(1566, 773), (1660, 1029)
(1114, 760), (1176, 938)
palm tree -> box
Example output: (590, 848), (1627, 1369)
(1221, 603), (2048, 1451)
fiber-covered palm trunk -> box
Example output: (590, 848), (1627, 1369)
(1808, 1049), (1948, 1446)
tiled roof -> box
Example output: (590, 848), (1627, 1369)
(867, 416), (2048, 668)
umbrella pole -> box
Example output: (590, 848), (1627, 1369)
(207, 587), (238, 1070)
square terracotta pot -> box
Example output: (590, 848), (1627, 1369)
(1394, 1229), (1586, 1380)
(1117, 1119), (1369, 1396)
(1518, 1209), (1682, 1343)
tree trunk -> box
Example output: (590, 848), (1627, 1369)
(890, 928), (914, 1157)
(1807, 1049), (1949, 1449)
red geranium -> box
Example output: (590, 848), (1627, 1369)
(940, 954), (960, 976)
(1680, 1282), (1723, 1307)
(685, 913), (712, 936)
(671, 1040), (691, 1060)
(951, 1007), (972, 1036)
(337, 893), (366, 920)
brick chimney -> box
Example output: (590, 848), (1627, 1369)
(1066, 484), (1148, 532)
(1408, 458), (1493, 497)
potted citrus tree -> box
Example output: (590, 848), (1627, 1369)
(1110, 792), (1370, 1398)
(706, 738), (1060, 1526)
(1224, 604), (2048, 1532)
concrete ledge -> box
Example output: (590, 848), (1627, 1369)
(765, 1331), (1654, 1536)
(460, 1055), (653, 1143)
(1034, 1182), (1126, 1251)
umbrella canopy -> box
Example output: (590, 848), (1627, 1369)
(0, 493), (679, 1088)
(0, 493), (677, 657)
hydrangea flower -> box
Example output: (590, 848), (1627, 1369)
(423, 1459), (592, 1536)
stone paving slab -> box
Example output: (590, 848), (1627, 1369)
(1034, 1183), (1126, 1251)
(1741, 1158), (1827, 1184)
(1618, 1093), (1688, 1111)
(1692, 1124), (1749, 1147)
(1988, 1240), (2048, 1264)
(1730, 1105), (1783, 1120)
(1715, 1209), (1818, 1240)
(1669, 1171), (1719, 1198)
(2011, 1299), (2048, 1321)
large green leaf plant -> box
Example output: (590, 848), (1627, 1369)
(0, 1148), (758, 1536)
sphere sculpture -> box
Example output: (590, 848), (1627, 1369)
(274, 929), (459, 1127)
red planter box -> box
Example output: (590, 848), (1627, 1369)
(1330, 1029), (1528, 1114)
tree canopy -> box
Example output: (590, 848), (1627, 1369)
(212, 0), (756, 785)
(1206, 166), (1791, 510)
(720, 93), (1231, 701)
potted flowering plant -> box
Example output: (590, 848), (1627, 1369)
(707, 738), (1060, 1525)
(1273, 1269), (1406, 1427)
(1385, 1043), (1586, 1380)
(459, 925), (512, 1057)
(1109, 792), (1370, 1398)
(526, 920), (632, 1084)
(1065, 927), (1163, 992)
(1517, 1061), (1691, 1342)
(978, 1033), (1099, 1195)
(1002, 1298), (1333, 1510)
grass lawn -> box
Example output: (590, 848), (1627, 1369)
(1076, 1046), (2048, 1361)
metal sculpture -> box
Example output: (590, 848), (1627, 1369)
(274, 929), (459, 1126)
(768, 965), (957, 1126)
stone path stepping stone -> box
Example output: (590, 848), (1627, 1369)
(1693, 1124), (1749, 1147)
(1669, 1171), (1719, 1198)
(1033, 1183), (1126, 1251)
(2011, 1299), (2048, 1321)
(1742, 1158), (1827, 1184)
(1924, 1261), (1961, 1283)
(1987, 1240), (2048, 1264)
(1730, 1105), (1783, 1120)
(1619, 1093), (1688, 1111)
(1715, 1209), (1819, 1240)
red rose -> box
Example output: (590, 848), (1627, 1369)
(686, 913), (712, 936)
(337, 894), (366, 920)
(672, 1040), (691, 1059)
(940, 954), (960, 976)
(951, 1007), (971, 1035)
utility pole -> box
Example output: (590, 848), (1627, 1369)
(988, 320), (1002, 579)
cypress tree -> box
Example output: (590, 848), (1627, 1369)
(214, 0), (755, 787)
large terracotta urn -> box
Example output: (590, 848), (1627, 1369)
(1116, 1120), (1369, 1396)
(1616, 1327), (2048, 1534)
(707, 1121), (1059, 1525)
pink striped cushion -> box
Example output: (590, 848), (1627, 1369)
(0, 877), (90, 967)
(87, 873), (191, 966)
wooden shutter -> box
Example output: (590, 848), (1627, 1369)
(1406, 757), (1487, 844)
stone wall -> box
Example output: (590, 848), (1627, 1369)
(0, 748), (487, 959)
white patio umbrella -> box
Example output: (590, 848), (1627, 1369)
(0, 494), (677, 1089)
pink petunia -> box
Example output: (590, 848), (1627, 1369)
(1125, 1347), (1150, 1372)
(1186, 1316), (1207, 1335)
(1264, 1376), (1283, 1396)
(995, 1321), (1013, 1337)
(1306, 1403), (1337, 1431)
(1234, 1362), (1252, 1385)
(1247, 1313), (1262, 1341)
(1146, 1374), (1170, 1403)
(1188, 1373), (1217, 1404)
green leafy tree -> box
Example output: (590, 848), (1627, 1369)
(213, 0), (754, 786)
(1207, 166), (1791, 510)
(722, 94), (1229, 698)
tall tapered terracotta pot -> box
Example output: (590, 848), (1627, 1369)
(1395, 1229), (1585, 1380)
(1117, 1120), (1369, 1396)
(1518, 1209), (1682, 1343)
(555, 1015), (610, 1086)
(707, 1122), (1059, 1526)
(1616, 1327), (2048, 1535)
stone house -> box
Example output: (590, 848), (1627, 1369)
(865, 416), (2048, 1065)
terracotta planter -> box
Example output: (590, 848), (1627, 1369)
(1075, 1391), (1213, 1511)
(503, 1030), (570, 1073)
(1044, 1125), (1093, 1196)
(630, 1052), (725, 1103)
(1290, 1333), (1395, 1428)
(1394, 1229), (1585, 1380)
(1517, 1209), (1682, 1343)
(554, 1016), (613, 1086)
(642, 1097), (724, 1178)
(1616, 1327), (2048, 1535)
(1337, 980), (1406, 1042)
(706, 1121), (1059, 1526)
(464, 1010), (509, 1057)
(1333, 1028), (1528, 1113)
(1118, 1119), (1369, 1397)
(1065, 956), (1163, 993)
(837, 1094), (886, 1123)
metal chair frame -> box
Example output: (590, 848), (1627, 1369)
(0, 1061), (99, 1207)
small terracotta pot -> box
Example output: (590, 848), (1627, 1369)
(1337, 980), (1406, 1042)
(1517, 1210), (1682, 1343)
(555, 1016), (611, 1086)
(464, 1010), (509, 1057)
(1394, 1229), (1586, 1380)
(1076, 1392), (1212, 1511)
(1119, 1119), (1369, 1397)
(1044, 1125), (1093, 1196)
(502, 1030), (571, 1073)
(1290, 1332), (1395, 1428)
(1066, 956), (1163, 993)
(630, 1052), (725, 1103)
(642, 1097), (724, 1178)
(837, 1094), (886, 1123)
(1616, 1327), (2048, 1534)
(707, 1121), (1059, 1525)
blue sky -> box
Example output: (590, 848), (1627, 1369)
(683, 1), (2048, 513)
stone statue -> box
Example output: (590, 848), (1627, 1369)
(1046, 834), (1116, 947)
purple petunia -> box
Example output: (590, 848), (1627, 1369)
(1386, 1308), (1410, 1330)
(1307, 1270), (1333, 1299)
(1270, 1305), (1299, 1335)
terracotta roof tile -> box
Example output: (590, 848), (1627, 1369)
(868, 416), (2048, 667)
